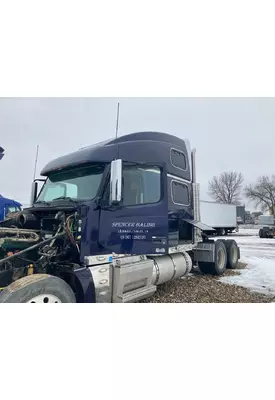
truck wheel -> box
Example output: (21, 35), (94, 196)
(198, 240), (227, 275)
(0, 274), (76, 303)
(259, 229), (265, 238)
(224, 240), (239, 269)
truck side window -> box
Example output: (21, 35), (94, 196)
(123, 165), (161, 206)
(171, 148), (187, 171)
(171, 181), (189, 206)
(102, 165), (161, 206)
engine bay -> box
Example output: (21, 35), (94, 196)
(0, 207), (82, 288)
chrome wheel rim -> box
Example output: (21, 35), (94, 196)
(27, 294), (62, 303)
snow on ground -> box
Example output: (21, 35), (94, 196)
(217, 229), (275, 297)
(220, 256), (275, 296)
(237, 227), (260, 237)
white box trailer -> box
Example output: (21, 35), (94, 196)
(200, 201), (238, 236)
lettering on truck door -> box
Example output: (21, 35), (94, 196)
(98, 163), (169, 255)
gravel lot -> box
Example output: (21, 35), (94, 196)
(141, 229), (275, 303)
(141, 262), (275, 303)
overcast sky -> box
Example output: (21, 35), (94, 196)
(0, 97), (274, 208)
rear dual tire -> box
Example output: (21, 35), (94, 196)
(198, 239), (239, 275)
(223, 240), (239, 269)
(198, 240), (227, 275)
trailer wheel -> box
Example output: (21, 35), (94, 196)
(224, 240), (239, 269)
(0, 274), (76, 303)
(198, 240), (227, 275)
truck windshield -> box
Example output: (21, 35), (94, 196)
(36, 163), (106, 203)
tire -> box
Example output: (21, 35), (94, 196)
(259, 229), (269, 239)
(198, 240), (228, 276)
(224, 240), (239, 269)
(0, 274), (76, 303)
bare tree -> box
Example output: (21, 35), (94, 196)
(245, 175), (275, 215)
(208, 171), (244, 204)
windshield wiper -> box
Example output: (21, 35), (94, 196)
(52, 196), (76, 202)
(34, 200), (51, 205)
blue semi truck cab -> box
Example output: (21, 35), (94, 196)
(0, 195), (22, 221)
(0, 146), (22, 220)
(0, 132), (240, 303)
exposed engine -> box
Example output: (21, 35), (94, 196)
(0, 208), (82, 288)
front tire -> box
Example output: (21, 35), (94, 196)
(0, 274), (76, 303)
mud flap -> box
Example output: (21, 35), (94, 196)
(193, 241), (216, 263)
(74, 267), (96, 303)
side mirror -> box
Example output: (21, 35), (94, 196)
(30, 181), (38, 206)
(110, 159), (122, 204)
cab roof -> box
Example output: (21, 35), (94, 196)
(40, 131), (192, 181)
(0, 195), (22, 207)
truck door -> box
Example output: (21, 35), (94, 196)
(98, 163), (169, 255)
